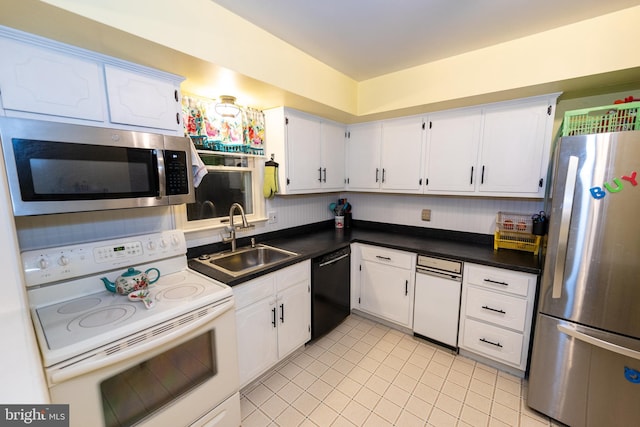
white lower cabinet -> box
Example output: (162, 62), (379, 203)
(233, 261), (311, 388)
(459, 263), (537, 373)
(353, 244), (416, 328)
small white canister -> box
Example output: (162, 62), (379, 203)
(334, 215), (345, 229)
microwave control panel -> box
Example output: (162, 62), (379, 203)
(164, 150), (189, 195)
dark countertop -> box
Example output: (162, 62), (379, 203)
(187, 221), (542, 286)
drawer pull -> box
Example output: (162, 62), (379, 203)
(376, 255), (392, 261)
(479, 337), (503, 348)
(481, 305), (506, 315)
(484, 278), (509, 287)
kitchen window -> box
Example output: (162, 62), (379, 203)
(175, 152), (266, 230)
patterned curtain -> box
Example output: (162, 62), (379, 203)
(182, 95), (265, 156)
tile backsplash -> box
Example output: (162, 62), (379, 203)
(14, 193), (543, 251)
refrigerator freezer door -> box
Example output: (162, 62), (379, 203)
(529, 314), (640, 427)
(539, 132), (640, 339)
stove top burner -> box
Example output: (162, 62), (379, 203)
(33, 269), (232, 366)
(68, 304), (136, 330)
(155, 282), (206, 301)
(57, 297), (102, 315)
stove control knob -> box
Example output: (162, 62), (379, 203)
(159, 239), (167, 249)
(170, 235), (180, 247)
(38, 258), (49, 270)
(58, 255), (70, 266)
(147, 241), (156, 251)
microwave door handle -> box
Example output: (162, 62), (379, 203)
(557, 324), (640, 361)
(552, 155), (579, 299)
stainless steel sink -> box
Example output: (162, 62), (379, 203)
(197, 244), (298, 276)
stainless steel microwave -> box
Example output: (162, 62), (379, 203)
(0, 117), (194, 216)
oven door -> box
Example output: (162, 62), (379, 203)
(47, 299), (239, 427)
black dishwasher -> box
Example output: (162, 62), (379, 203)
(311, 246), (351, 340)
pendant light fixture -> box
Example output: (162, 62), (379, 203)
(214, 95), (241, 118)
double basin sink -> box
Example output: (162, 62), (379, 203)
(195, 244), (298, 277)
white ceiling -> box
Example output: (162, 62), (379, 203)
(211, 0), (639, 81)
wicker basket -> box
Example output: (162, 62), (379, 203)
(494, 212), (540, 255)
(562, 102), (640, 136)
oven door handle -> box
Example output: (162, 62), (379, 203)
(49, 299), (234, 385)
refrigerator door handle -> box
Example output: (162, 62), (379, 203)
(558, 324), (640, 361)
(552, 155), (580, 298)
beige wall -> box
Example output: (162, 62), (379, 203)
(2, 1), (640, 121)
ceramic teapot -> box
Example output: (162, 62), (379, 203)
(101, 267), (160, 295)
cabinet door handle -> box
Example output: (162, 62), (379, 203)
(484, 278), (509, 287)
(174, 89), (179, 102)
(272, 307), (277, 328)
(481, 305), (506, 314)
(481, 165), (485, 184)
(280, 303), (285, 323)
(176, 112), (181, 125)
(376, 255), (392, 261)
(318, 167), (323, 182)
(323, 168), (327, 183)
(479, 337), (503, 348)
(382, 168), (386, 183)
(405, 279), (408, 296)
(375, 168), (379, 183)
(470, 166), (474, 185)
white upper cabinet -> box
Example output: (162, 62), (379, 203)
(380, 116), (425, 192)
(424, 109), (482, 193)
(321, 120), (348, 191)
(104, 65), (182, 133)
(423, 94), (558, 198)
(265, 107), (346, 194)
(0, 27), (185, 135)
(478, 98), (554, 196)
(346, 116), (424, 193)
(0, 36), (105, 122)
(345, 122), (383, 191)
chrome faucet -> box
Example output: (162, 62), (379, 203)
(223, 203), (254, 251)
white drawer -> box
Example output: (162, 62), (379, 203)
(233, 273), (276, 310)
(465, 263), (535, 297)
(360, 245), (414, 270)
(464, 287), (528, 332)
(462, 318), (524, 367)
(276, 260), (310, 292)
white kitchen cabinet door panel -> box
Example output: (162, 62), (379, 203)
(424, 110), (482, 193)
(464, 286), (528, 332)
(360, 260), (413, 327)
(346, 122), (382, 191)
(321, 121), (346, 191)
(380, 116), (424, 193)
(0, 37), (105, 122)
(236, 298), (278, 387)
(284, 112), (322, 192)
(105, 65), (181, 132)
(277, 280), (311, 358)
(479, 100), (549, 194)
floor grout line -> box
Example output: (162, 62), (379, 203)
(240, 314), (562, 427)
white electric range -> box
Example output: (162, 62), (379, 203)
(22, 230), (241, 427)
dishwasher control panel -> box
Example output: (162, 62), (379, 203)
(417, 255), (462, 275)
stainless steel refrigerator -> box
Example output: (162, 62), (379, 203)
(528, 131), (640, 427)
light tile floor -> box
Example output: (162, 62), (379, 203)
(240, 314), (564, 427)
